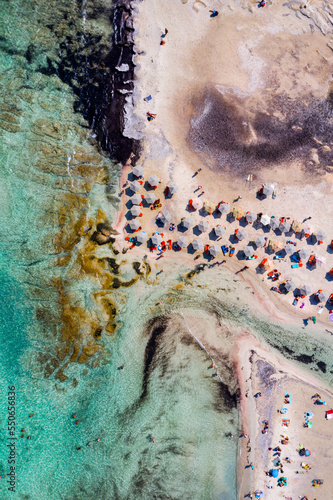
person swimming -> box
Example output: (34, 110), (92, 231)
(149, 434), (155, 443)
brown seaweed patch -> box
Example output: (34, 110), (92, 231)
(132, 261), (144, 276)
(111, 277), (138, 289)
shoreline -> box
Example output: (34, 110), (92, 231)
(112, 0), (333, 498)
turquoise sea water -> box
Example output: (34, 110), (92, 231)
(1, 1), (333, 499)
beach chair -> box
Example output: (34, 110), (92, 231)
(259, 258), (267, 268)
(229, 247), (235, 257)
(222, 245), (228, 255)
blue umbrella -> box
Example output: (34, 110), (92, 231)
(270, 469), (279, 478)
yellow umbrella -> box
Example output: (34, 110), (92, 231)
(232, 206), (243, 219)
(203, 201), (215, 214)
(292, 221), (303, 233)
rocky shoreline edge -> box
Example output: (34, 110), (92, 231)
(103, 0), (141, 164)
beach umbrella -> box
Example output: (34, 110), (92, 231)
(151, 233), (162, 246)
(263, 184), (274, 196)
(236, 228), (247, 241)
(192, 238), (203, 250)
(203, 201), (215, 214)
(214, 225), (226, 237)
(148, 175), (159, 188)
(316, 255), (326, 267)
(263, 259), (273, 271)
(145, 192), (157, 204)
(270, 217), (280, 230)
(255, 236), (266, 248)
(292, 220), (303, 233)
(209, 245), (221, 257)
(315, 230), (326, 242)
(160, 210), (172, 224)
(136, 231), (147, 244)
(129, 219), (140, 231)
(270, 469), (279, 478)
(272, 240), (284, 252)
(300, 284), (311, 296)
(133, 165), (143, 177)
(246, 211), (256, 223)
(198, 220), (209, 232)
(285, 243), (295, 255)
(244, 246), (254, 257)
(303, 224), (313, 235)
(232, 206), (243, 219)
(217, 202), (230, 214)
(192, 198), (203, 210)
(168, 183), (178, 195)
(318, 291), (329, 303)
(279, 221), (291, 233)
(261, 214), (271, 226)
(299, 248), (309, 260)
(130, 206), (141, 217)
(183, 217), (195, 229)
(131, 193), (142, 205)
(285, 280), (296, 292)
(177, 236), (188, 248)
(129, 180), (141, 192)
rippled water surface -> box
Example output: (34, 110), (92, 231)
(1, 1), (333, 499)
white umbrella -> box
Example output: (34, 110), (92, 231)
(209, 245), (221, 257)
(136, 231), (147, 244)
(261, 214), (271, 226)
(303, 225), (313, 235)
(130, 206), (141, 217)
(214, 226), (226, 237)
(192, 239), (203, 250)
(131, 194), (142, 205)
(244, 246), (254, 257)
(319, 291), (329, 303)
(299, 248), (309, 260)
(183, 217), (194, 229)
(130, 180), (141, 192)
(169, 183), (178, 195)
(263, 184), (274, 196)
(148, 175), (159, 188)
(151, 234), (162, 246)
(300, 284), (311, 296)
(129, 219), (140, 231)
(285, 280), (296, 292)
(237, 228), (247, 240)
(270, 217), (280, 230)
(178, 236), (188, 248)
(198, 220), (209, 232)
(145, 192), (157, 204)
(246, 211), (256, 223)
(133, 165), (143, 177)
(217, 202), (230, 214)
(315, 230), (326, 242)
(255, 236), (265, 248)
(279, 221), (291, 233)
(160, 211), (172, 224)
(285, 243), (295, 255)
(316, 255), (326, 267)
(192, 198), (203, 210)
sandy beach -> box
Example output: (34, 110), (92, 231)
(110, 0), (333, 497)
